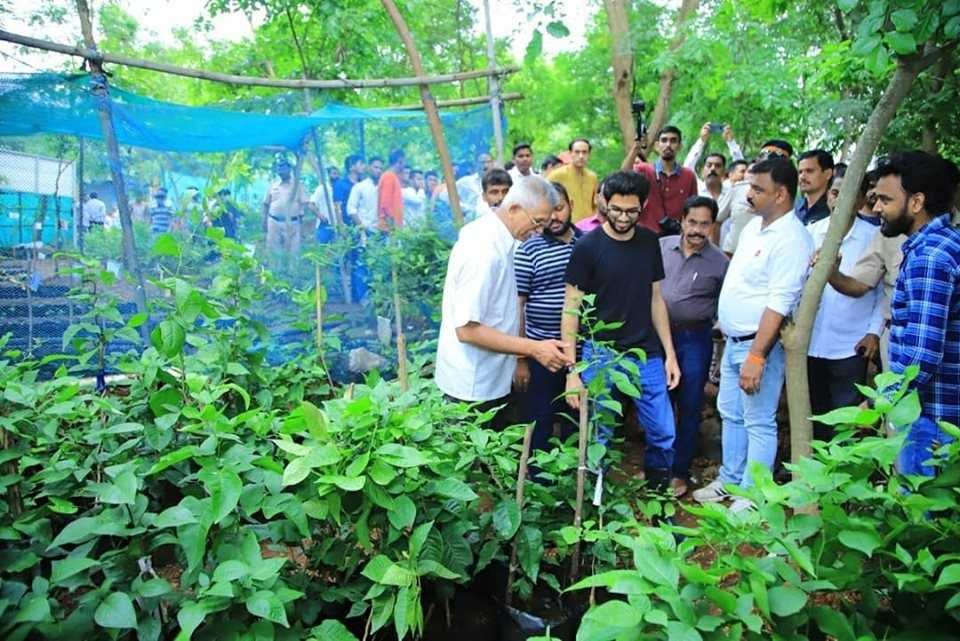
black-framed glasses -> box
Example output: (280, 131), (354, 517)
(607, 205), (642, 217)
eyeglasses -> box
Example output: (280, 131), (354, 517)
(606, 205), (642, 218)
(758, 149), (787, 160)
(523, 208), (548, 230)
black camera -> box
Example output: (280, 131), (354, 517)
(658, 216), (681, 237)
(631, 100), (647, 140)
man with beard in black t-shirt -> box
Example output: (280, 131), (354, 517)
(561, 171), (681, 493)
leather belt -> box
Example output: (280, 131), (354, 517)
(729, 332), (757, 343)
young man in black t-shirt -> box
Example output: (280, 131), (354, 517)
(561, 171), (681, 492)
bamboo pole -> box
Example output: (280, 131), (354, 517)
(481, 0), (505, 163)
(315, 263), (323, 351)
(568, 388), (589, 585)
(504, 423), (535, 607)
(74, 0), (149, 343)
(391, 260), (409, 392)
(392, 92), (524, 111)
(0, 29), (517, 90)
(379, 0), (464, 226)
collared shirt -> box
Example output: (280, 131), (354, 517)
(717, 180), (753, 254)
(718, 212), (814, 337)
(889, 214), (960, 426)
(402, 186), (426, 225)
(436, 213), (520, 402)
(547, 164), (598, 223)
(697, 183), (727, 202)
(634, 160), (698, 232)
(795, 193), (830, 226)
(264, 180), (309, 220)
(508, 166), (536, 183)
(808, 216), (884, 359)
(310, 184), (334, 223)
(83, 198), (106, 225)
(515, 229), (582, 340)
(659, 234), (728, 326)
(456, 173), (483, 220)
(346, 177), (379, 230)
(848, 230), (906, 322)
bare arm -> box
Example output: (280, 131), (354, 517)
(651, 281), (680, 389)
(750, 308), (785, 357)
(620, 139), (646, 171)
(455, 321), (570, 372)
(829, 270), (872, 298)
(562, 283), (585, 409)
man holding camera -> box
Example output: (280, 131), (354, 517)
(634, 126), (698, 235)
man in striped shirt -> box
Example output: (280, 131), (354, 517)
(514, 183), (582, 452)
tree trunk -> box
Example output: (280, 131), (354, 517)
(919, 51), (953, 154)
(75, 0), (149, 340)
(604, 0), (635, 154)
(380, 0), (464, 226)
(643, 0), (700, 149)
(781, 49), (943, 474)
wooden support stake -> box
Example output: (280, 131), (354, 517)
(315, 263), (323, 350)
(75, 0), (149, 342)
(391, 260), (409, 392)
(569, 388), (589, 586)
(380, 0), (464, 226)
(504, 423), (535, 607)
(391, 92), (524, 111)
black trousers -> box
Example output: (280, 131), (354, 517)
(808, 355), (867, 441)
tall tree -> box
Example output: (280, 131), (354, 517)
(604, 0), (636, 154)
(643, 0), (700, 149)
(781, 0), (960, 471)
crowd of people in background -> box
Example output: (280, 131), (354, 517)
(434, 125), (960, 513)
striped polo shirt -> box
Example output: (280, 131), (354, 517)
(515, 229), (581, 340)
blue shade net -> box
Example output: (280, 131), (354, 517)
(0, 72), (504, 378)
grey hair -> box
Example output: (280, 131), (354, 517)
(500, 174), (559, 212)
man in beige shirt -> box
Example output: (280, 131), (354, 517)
(829, 230), (906, 371)
(262, 156), (314, 272)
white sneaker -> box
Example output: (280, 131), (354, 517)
(729, 497), (756, 514)
(692, 479), (728, 503)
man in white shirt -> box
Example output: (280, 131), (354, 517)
(456, 152), (494, 218)
(697, 152), (727, 201)
(435, 176), (572, 426)
(508, 143), (535, 182)
(346, 156), (383, 232)
(82, 192), (107, 228)
(807, 202), (883, 440)
(693, 157), (813, 512)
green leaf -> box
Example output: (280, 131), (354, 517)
(136, 578), (172, 598)
(493, 498), (521, 539)
(409, 521), (433, 560)
(946, 15), (960, 39)
(152, 233), (181, 257)
(246, 590), (289, 627)
(176, 601), (207, 641)
(838, 529), (882, 557)
(705, 586), (737, 614)
(207, 468), (242, 524)
(51, 557), (99, 584)
(665, 621), (703, 641)
(837, 0), (858, 12)
(811, 606), (856, 641)
(213, 560), (250, 583)
(525, 30), (543, 65)
(48, 497), (78, 514)
(768, 585), (807, 617)
(153, 505), (198, 529)
(318, 475), (365, 491)
(546, 20), (570, 37)
(94, 592), (137, 629)
(147, 445), (197, 475)
(429, 478), (477, 501)
(890, 9), (918, 31)
(375, 443), (431, 467)
(576, 600), (642, 641)
(312, 620), (359, 641)
(389, 495), (416, 531)
(282, 457), (315, 487)
(98, 470), (138, 505)
(12, 593), (52, 623)
(884, 31), (917, 55)
(750, 573), (769, 618)
(887, 390), (921, 427)
(150, 320), (186, 358)
(936, 564), (960, 588)
(811, 405), (877, 427)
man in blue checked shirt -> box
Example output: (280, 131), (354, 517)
(872, 151), (960, 476)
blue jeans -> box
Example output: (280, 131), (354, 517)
(580, 342), (675, 472)
(717, 339), (786, 488)
(899, 416), (955, 476)
(669, 327), (713, 480)
(524, 359), (574, 453)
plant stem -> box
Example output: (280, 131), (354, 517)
(505, 423), (535, 607)
(569, 389), (589, 586)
